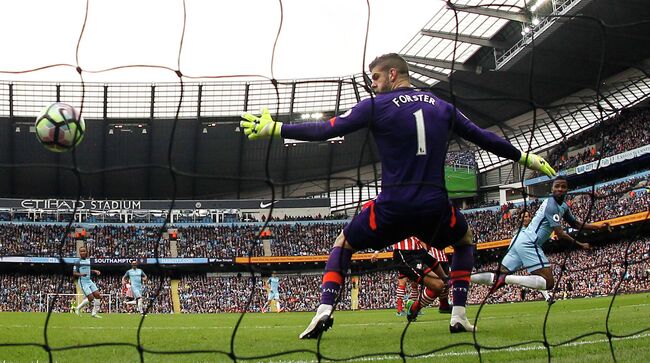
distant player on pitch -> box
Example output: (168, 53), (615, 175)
(123, 260), (148, 315)
(73, 246), (102, 318)
(262, 272), (283, 313)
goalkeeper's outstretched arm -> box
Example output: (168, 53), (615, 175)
(241, 105), (369, 142)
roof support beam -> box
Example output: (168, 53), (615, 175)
(407, 64), (450, 83)
(453, 5), (529, 23)
(410, 78), (434, 91)
(420, 29), (507, 49)
(403, 55), (475, 72)
(409, 64), (515, 100)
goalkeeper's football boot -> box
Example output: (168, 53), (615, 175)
(91, 314), (103, 319)
(449, 315), (475, 333)
(299, 304), (333, 339)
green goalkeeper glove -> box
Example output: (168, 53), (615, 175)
(519, 152), (556, 177)
(240, 108), (283, 140)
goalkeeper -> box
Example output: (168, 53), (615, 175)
(240, 53), (556, 338)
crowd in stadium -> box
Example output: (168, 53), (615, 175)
(1, 236), (647, 313)
(445, 150), (478, 169)
(546, 108), (650, 171)
(467, 175), (648, 243)
(1, 174), (646, 258)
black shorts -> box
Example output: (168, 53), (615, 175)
(344, 200), (468, 251)
(393, 249), (439, 284)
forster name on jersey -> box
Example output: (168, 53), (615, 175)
(391, 93), (437, 108)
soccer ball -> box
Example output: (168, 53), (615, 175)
(34, 102), (85, 152)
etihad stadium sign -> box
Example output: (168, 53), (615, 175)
(20, 199), (141, 210)
(0, 198), (329, 211)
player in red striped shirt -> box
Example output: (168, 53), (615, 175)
(426, 244), (452, 313)
(381, 237), (451, 318)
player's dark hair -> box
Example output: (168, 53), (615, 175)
(369, 53), (409, 76)
(553, 175), (568, 185)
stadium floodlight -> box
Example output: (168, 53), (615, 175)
(311, 112), (323, 119)
(532, 18), (540, 26)
(301, 114), (310, 120)
(530, 0), (550, 12)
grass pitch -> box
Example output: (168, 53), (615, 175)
(1, 293), (648, 362)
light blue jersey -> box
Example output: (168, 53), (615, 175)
(124, 268), (146, 298)
(503, 197), (577, 273)
(74, 258), (98, 296)
(523, 197), (577, 246)
(124, 268), (146, 289)
(74, 258), (92, 283)
(268, 277), (280, 293)
(267, 276), (280, 300)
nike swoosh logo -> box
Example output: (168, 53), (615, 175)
(259, 201), (279, 209)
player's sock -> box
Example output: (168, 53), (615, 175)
(125, 300), (136, 305)
(470, 272), (494, 285)
(438, 293), (451, 311)
(320, 246), (353, 305)
(540, 290), (551, 301)
(91, 299), (100, 316)
(396, 284), (405, 313)
(409, 283), (419, 301)
(505, 275), (547, 290)
(406, 286), (438, 322)
(416, 287), (438, 310)
(276, 301), (282, 312)
(137, 298), (143, 314)
(450, 244), (473, 309)
(78, 298), (89, 311)
(449, 244), (475, 332)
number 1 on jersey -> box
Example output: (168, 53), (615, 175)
(414, 109), (427, 155)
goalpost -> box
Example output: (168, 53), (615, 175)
(45, 293), (113, 314)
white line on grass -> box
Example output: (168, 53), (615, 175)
(1, 321), (410, 330)
(260, 333), (650, 363)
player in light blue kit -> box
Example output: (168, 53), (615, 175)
(73, 246), (102, 318)
(262, 272), (282, 313)
(123, 260), (148, 315)
(472, 176), (611, 297)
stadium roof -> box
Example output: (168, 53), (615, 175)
(397, 0), (650, 170)
(1, 0), (649, 201)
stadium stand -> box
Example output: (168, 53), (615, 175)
(546, 108), (650, 171)
(2, 235), (647, 313)
(1, 174), (646, 258)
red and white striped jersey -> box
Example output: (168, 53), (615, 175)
(427, 246), (448, 262)
(392, 237), (424, 251)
